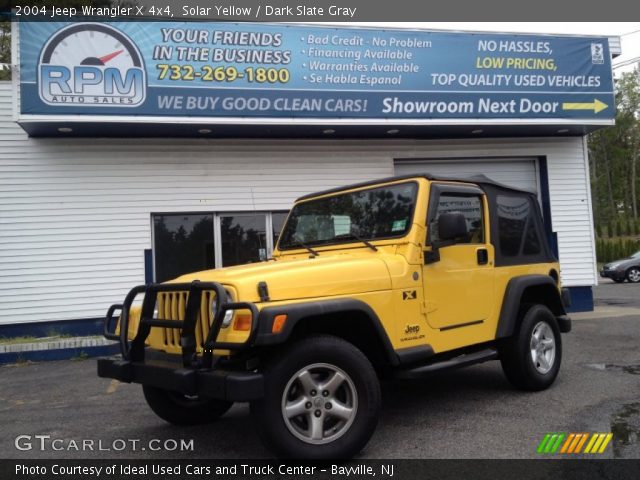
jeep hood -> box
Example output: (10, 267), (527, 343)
(171, 254), (392, 302)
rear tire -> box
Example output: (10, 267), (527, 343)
(143, 386), (233, 425)
(251, 335), (381, 459)
(499, 304), (562, 391)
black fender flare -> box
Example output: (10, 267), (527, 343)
(496, 275), (568, 339)
(254, 298), (401, 366)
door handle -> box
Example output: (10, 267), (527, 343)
(477, 248), (488, 265)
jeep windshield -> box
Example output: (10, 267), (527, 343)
(278, 182), (418, 251)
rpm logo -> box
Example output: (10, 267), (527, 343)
(38, 23), (145, 107)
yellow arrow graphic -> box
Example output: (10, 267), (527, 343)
(562, 99), (608, 114)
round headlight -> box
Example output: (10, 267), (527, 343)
(211, 290), (234, 328)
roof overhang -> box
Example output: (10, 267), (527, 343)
(18, 115), (613, 138)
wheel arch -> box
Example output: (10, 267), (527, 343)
(496, 274), (567, 339)
(254, 299), (400, 367)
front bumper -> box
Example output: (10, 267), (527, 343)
(97, 357), (263, 401)
(600, 269), (625, 281)
(99, 281), (263, 401)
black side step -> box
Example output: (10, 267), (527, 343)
(394, 349), (498, 379)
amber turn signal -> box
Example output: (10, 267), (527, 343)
(233, 314), (252, 331)
(272, 314), (287, 333)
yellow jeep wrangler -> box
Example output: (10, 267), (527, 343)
(98, 174), (571, 459)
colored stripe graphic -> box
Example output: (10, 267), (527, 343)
(550, 434), (565, 453)
(584, 433), (598, 453)
(545, 434), (559, 453)
(574, 433), (589, 453)
(560, 434), (575, 453)
(591, 433), (607, 453)
(537, 433), (552, 454)
(597, 433), (613, 453)
(585, 433), (613, 453)
(537, 433), (566, 454)
(538, 433), (612, 454)
(567, 433), (583, 453)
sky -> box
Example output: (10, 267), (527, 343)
(349, 22), (640, 76)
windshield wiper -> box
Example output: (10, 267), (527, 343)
(292, 237), (319, 257)
(335, 233), (378, 252)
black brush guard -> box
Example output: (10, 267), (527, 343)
(97, 281), (263, 401)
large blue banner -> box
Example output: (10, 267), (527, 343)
(19, 21), (615, 120)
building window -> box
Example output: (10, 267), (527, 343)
(153, 214), (215, 283)
(152, 211), (288, 281)
(272, 211), (289, 248)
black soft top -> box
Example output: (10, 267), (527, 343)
(296, 173), (533, 201)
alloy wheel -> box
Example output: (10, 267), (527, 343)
(530, 321), (556, 374)
(281, 363), (358, 445)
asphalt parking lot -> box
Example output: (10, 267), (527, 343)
(595, 278), (640, 309)
(1, 283), (639, 460)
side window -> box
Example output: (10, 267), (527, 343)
(496, 195), (542, 257)
(522, 219), (542, 255)
(430, 194), (485, 244)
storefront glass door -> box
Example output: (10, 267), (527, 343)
(153, 211), (287, 281)
(219, 214), (268, 266)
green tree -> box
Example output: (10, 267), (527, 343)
(0, 21), (9, 81)
(589, 68), (640, 224)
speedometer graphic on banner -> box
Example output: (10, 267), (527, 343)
(38, 23), (146, 107)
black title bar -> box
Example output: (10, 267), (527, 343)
(3, 0), (640, 21)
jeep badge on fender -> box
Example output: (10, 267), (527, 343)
(98, 174), (571, 459)
(405, 324), (420, 334)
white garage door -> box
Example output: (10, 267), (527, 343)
(394, 157), (539, 193)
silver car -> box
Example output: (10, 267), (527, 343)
(600, 251), (640, 283)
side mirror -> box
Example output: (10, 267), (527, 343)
(425, 212), (468, 265)
(438, 212), (468, 242)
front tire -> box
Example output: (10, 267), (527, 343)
(251, 335), (381, 459)
(143, 386), (233, 425)
(499, 304), (562, 391)
(627, 267), (640, 283)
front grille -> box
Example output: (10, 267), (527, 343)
(157, 291), (215, 348)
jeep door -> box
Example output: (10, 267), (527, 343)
(422, 183), (495, 330)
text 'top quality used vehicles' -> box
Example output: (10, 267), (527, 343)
(98, 174), (572, 459)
